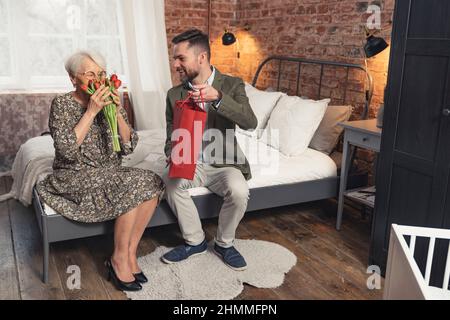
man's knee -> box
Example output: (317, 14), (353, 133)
(162, 172), (191, 195)
(224, 178), (249, 204)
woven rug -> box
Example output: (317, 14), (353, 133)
(126, 239), (297, 300)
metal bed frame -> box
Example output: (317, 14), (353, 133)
(252, 55), (373, 119)
(33, 56), (373, 283)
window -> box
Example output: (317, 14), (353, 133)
(0, 0), (127, 90)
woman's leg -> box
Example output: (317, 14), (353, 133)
(128, 198), (159, 273)
(112, 206), (139, 282)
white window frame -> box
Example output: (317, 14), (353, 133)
(0, 0), (127, 91)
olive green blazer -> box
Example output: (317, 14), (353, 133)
(164, 68), (257, 180)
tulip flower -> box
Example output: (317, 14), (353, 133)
(113, 80), (122, 89)
(80, 84), (94, 95)
(89, 80), (95, 92)
(81, 74), (123, 152)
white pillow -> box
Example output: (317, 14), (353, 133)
(261, 95), (330, 156)
(239, 83), (283, 138)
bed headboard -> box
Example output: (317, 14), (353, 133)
(251, 56), (373, 120)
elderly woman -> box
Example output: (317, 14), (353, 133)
(36, 51), (164, 292)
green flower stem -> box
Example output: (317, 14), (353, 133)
(103, 102), (121, 152)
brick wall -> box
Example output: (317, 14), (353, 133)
(164, 0), (394, 183)
(165, 0), (239, 85)
(165, 0), (393, 112)
(234, 0), (393, 114)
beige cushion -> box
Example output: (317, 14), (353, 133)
(329, 150), (343, 170)
(309, 105), (352, 155)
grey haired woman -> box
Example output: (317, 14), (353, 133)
(37, 51), (165, 292)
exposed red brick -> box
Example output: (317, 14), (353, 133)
(164, 0), (394, 176)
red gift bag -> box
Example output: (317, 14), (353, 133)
(168, 92), (207, 180)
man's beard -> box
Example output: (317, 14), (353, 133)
(178, 67), (199, 84)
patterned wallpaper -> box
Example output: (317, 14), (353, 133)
(0, 93), (57, 157)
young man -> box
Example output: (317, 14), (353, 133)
(161, 29), (257, 270)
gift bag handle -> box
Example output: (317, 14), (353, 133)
(179, 90), (206, 111)
(197, 90), (206, 111)
(180, 90), (205, 111)
(179, 91), (194, 109)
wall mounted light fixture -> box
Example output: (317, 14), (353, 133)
(362, 26), (389, 125)
(221, 23), (251, 59)
(363, 26), (389, 58)
(221, 22), (251, 46)
(222, 29), (237, 46)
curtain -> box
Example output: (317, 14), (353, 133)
(118, 0), (172, 130)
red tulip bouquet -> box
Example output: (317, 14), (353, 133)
(81, 74), (122, 152)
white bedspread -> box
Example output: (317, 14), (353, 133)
(0, 130), (337, 215)
(134, 132), (337, 197)
(0, 135), (54, 206)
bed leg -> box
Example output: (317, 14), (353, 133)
(42, 217), (49, 284)
(43, 238), (49, 284)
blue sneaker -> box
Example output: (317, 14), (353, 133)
(161, 239), (208, 264)
(213, 244), (247, 271)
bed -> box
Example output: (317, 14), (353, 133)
(30, 56), (373, 283)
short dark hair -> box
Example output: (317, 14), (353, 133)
(172, 29), (211, 61)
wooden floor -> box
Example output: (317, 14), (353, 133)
(0, 176), (383, 300)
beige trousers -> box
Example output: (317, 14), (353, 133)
(162, 164), (249, 248)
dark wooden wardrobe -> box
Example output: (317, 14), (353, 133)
(371, 0), (450, 287)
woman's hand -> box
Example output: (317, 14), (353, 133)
(111, 89), (123, 113)
(86, 84), (112, 117)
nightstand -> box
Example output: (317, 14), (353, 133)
(336, 119), (382, 230)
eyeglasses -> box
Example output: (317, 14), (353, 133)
(77, 70), (107, 80)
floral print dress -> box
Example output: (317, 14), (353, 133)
(36, 93), (165, 223)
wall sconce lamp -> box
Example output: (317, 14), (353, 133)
(222, 29), (237, 46)
(221, 23), (251, 46)
(222, 23), (251, 59)
(362, 26), (389, 126)
(364, 26), (389, 58)
(356, 26), (389, 120)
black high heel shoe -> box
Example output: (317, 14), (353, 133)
(133, 271), (148, 284)
(105, 260), (142, 292)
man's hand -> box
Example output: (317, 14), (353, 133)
(190, 84), (222, 104)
